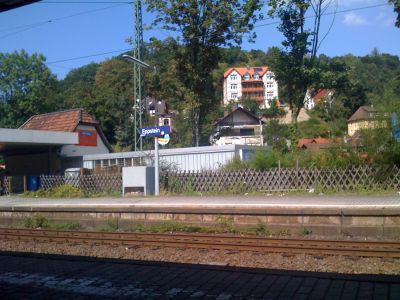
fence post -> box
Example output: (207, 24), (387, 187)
(296, 159), (299, 191)
(278, 160), (281, 192)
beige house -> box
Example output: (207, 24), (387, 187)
(347, 106), (389, 136)
(223, 66), (279, 109)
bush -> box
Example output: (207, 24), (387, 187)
(222, 155), (249, 171)
(51, 184), (85, 198)
(251, 150), (280, 170)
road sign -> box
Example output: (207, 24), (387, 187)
(140, 126), (170, 137)
(158, 134), (170, 146)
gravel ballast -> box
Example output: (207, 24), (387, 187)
(0, 240), (399, 275)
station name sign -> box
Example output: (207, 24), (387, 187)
(140, 126), (170, 137)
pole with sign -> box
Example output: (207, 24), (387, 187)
(140, 125), (170, 195)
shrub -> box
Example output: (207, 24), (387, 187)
(222, 155), (249, 171)
(251, 150), (280, 170)
(23, 215), (50, 228)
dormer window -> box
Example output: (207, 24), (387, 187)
(265, 71), (274, 80)
(243, 73), (250, 80)
(253, 73), (259, 80)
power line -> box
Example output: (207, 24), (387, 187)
(40, 1), (132, 3)
(27, 1), (391, 70)
(254, 2), (389, 29)
(0, 2), (132, 39)
(46, 48), (131, 64)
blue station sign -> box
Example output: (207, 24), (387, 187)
(140, 126), (170, 137)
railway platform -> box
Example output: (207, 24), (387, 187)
(0, 251), (399, 299)
(0, 195), (400, 237)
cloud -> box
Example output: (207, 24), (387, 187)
(384, 16), (396, 27)
(375, 10), (396, 27)
(343, 12), (368, 26)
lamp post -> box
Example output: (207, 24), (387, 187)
(123, 54), (160, 196)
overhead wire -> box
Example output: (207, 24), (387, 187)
(1, 1), (389, 69)
(46, 48), (131, 64)
(0, 2), (133, 39)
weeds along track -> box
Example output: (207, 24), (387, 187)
(1, 228), (399, 258)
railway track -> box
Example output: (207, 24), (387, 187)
(0, 228), (399, 258)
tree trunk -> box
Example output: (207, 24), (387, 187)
(191, 107), (200, 147)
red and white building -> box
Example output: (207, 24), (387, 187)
(223, 66), (279, 109)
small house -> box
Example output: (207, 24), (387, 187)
(211, 107), (264, 146)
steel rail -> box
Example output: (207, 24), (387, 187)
(0, 228), (399, 258)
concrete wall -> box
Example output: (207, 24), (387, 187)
(1, 208), (398, 238)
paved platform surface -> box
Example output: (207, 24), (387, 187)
(1, 195), (400, 210)
(0, 251), (399, 299)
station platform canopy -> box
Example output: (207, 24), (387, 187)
(0, 128), (78, 156)
(0, 0), (40, 13)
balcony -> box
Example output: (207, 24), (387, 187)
(241, 87), (265, 93)
(216, 135), (263, 146)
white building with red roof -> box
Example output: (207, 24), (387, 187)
(223, 66), (279, 109)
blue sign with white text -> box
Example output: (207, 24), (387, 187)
(140, 126), (170, 137)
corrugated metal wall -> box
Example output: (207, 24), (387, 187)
(83, 145), (253, 172)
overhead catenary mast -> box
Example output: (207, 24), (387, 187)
(133, 0), (144, 152)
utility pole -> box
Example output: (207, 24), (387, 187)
(133, 0), (144, 152)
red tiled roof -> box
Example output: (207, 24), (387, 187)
(297, 138), (332, 148)
(313, 89), (329, 102)
(20, 109), (98, 132)
(224, 66), (269, 78)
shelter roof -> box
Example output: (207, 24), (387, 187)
(0, 128), (78, 156)
(0, 0), (39, 12)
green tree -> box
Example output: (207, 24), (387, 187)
(267, 0), (314, 122)
(92, 58), (135, 147)
(263, 120), (290, 152)
(146, 0), (262, 146)
(389, 0), (400, 27)
(0, 50), (59, 128)
(58, 63), (99, 110)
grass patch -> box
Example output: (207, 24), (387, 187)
(100, 219), (119, 232)
(248, 222), (270, 236)
(22, 184), (122, 198)
(22, 215), (81, 230)
(129, 220), (274, 236)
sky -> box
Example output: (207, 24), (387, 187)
(0, 0), (398, 79)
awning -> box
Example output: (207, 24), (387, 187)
(0, 0), (40, 13)
(0, 128), (78, 156)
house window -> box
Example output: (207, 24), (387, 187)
(243, 74), (250, 80)
(265, 72), (274, 80)
(267, 92), (274, 99)
(163, 118), (170, 125)
(231, 84), (237, 90)
(253, 73), (259, 80)
(230, 74), (237, 80)
(240, 128), (254, 136)
(231, 93), (238, 100)
(266, 82), (274, 88)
